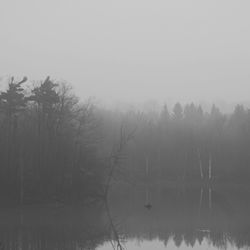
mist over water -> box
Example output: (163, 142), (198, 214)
(0, 76), (250, 250)
(0, 185), (250, 250)
(1, 0), (250, 249)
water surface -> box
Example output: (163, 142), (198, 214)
(1, 184), (250, 250)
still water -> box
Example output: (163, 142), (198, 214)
(0, 184), (250, 250)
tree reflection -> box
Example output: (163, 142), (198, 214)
(103, 200), (125, 250)
(107, 185), (250, 249)
(0, 205), (108, 250)
(0, 187), (249, 249)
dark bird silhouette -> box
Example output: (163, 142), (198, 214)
(144, 203), (152, 209)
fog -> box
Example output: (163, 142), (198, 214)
(2, 3), (250, 249)
(1, 0), (250, 107)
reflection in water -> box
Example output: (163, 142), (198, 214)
(0, 185), (250, 249)
(101, 184), (250, 250)
(0, 205), (108, 250)
(104, 201), (125, 250)
(98, 238), (246, 250)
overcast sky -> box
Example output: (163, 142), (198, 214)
(1, 0), (250, 108)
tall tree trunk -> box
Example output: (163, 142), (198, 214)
(197, 149), (203, 179)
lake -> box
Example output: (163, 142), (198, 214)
(0, 183), (250, 250)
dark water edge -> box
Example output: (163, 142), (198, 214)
(0, 183), (250, 249)
(0, 204), (108, 250)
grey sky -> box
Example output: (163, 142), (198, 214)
(1, 0), (250, 107)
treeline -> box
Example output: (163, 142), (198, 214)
(117, 102), (250, 184)
(1, 76), (250, 204)
(0, 76), (104, 204)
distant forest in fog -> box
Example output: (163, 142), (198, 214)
(0, 76), (250, 204)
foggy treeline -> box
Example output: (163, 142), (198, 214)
(0, 76), (250, 204)
(121, 101), (250, 184)
(0, 76), (103, 204)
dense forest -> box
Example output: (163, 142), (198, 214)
(0, 76), (250, 204)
